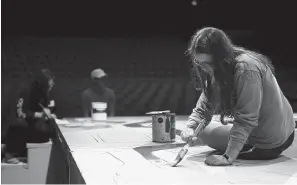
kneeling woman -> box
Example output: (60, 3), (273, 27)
(4, 69), (58, 164)
(181, 27), (295, 166)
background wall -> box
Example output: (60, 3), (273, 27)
(2, 36), (297, 117)
(1, 38), (189, 79)
(2, 0), (297, 117)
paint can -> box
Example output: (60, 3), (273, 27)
(91, 102), (107, 121)
(147, 111), (176, 143)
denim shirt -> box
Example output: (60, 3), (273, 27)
(187, 54), (295, 160)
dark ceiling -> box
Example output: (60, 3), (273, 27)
(2, 0), (297, 37)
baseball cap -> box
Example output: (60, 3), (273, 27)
(91, 68), (107, 79)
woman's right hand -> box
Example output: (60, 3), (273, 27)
(181, 127), (197, 142)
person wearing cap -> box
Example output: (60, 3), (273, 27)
(81, 68), (116, 117)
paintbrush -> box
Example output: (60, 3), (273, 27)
(169, 122), (205, 167)
(39, 103), (53, 120)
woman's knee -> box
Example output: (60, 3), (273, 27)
(29, 119), (55, 140)
(27, 129), (52, 143)
(35, 119), (54, 132)
(198, 121), (232, 151)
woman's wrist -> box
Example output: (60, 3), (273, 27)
(222, 154), (232, 164)
(186, 120), (198, 130)
(224, 147), (240, 163)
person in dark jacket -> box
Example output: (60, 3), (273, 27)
(3, 69), (58, 164)
(81, 68), (116, 117)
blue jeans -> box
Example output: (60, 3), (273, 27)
(238, 131), (295, 160)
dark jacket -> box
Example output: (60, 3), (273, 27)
(16, 83), (57, 123)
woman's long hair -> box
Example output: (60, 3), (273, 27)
(31, 68), (55, 98)
(186, 27), (274, 124)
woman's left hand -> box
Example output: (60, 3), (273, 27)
(205, 155), (232, 166)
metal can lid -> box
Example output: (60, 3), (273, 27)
(146, 110), (171, 115)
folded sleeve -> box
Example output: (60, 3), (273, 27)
(187, 91), (215, 130)
(187, 77), (220, 130)
(225, 70), (263, 160)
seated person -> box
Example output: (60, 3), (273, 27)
(81, 68), (116, 117)
(3, 69), (58, 164)
(181, 27), (295, 166)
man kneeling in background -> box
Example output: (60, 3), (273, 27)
(81, 68), (116, 117)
